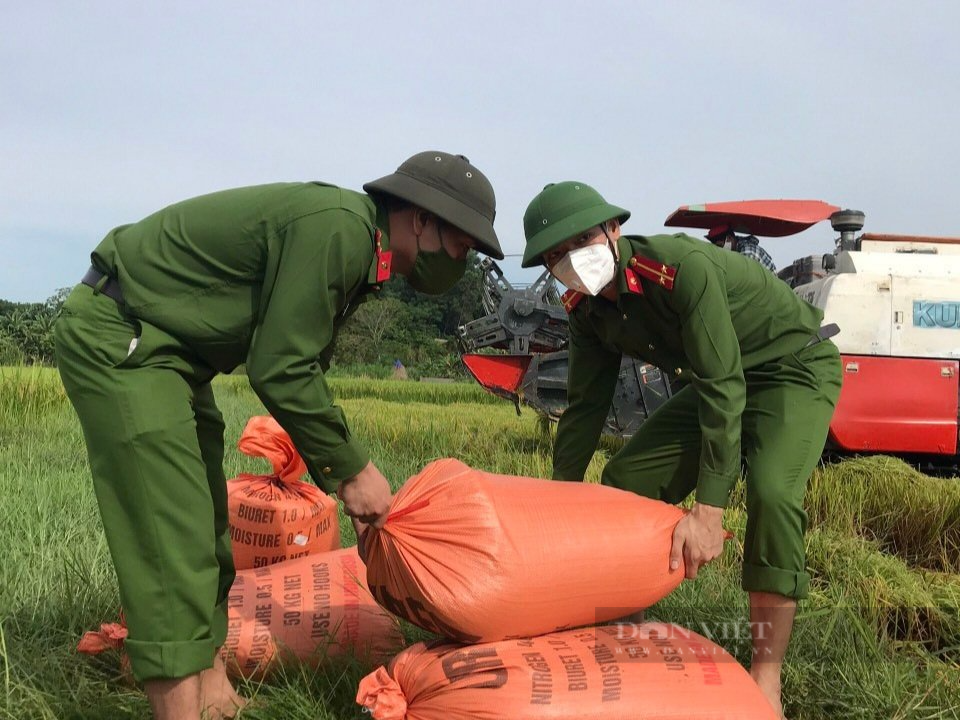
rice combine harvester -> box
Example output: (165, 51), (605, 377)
(458, 200), (960, 470)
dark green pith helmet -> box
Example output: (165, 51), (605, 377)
(364, 151), (503, 259)
(521, 181), (630, 267)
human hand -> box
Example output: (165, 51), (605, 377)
(352, 517), (370, 563)
(669, 503), (726, 580)
(337, 461), (393, 529)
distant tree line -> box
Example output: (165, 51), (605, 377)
(330, 256), (485, 377)
(0, 289), (69, 365)
(0, 258), (487, 375)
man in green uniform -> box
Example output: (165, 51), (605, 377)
(54, 151), (502, 720)
(522, 181), (841, 719)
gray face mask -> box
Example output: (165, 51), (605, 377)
(406, 223), (467, 295)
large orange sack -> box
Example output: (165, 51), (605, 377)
(228, 416), (340, 569)
(364, 459), (686, 643)
(79, 548), (403, 680)
(223, 547), (403, 679)
(357, 623), (778, 720)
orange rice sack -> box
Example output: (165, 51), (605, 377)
(364, 459), (687, 643)
(223, 547), (403, 679)
(228, 416), (340, 570)
(357, 623), (778, 720)
(79, 548), (403, 681)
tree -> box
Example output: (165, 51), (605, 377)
(0, 288), (69, 365)
(350, 297), (404, 349)
(329, 257), (486, 376)
(379, 255), (485, 335)
(332, 297), (413, 365)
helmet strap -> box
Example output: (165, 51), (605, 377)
(601, 223), (619, 262)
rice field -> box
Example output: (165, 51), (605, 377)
(0, 366), (958, 719)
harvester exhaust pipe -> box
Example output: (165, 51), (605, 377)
(831, 209), (866, 251)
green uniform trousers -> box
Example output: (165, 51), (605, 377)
(600, 340), (842, 599)
(55, 285), (234, 681)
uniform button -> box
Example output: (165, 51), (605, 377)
(674, 368), (682, 376)
(648, 343), (655, 351)
(622, 313), (628, 320)
(322, 466), (332, 474)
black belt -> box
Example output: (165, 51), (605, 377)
(805, 322), (840, 348)
(81, 266), (125, 305)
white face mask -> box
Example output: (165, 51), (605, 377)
(551, 242), (616, 295)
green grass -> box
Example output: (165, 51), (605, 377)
(807, 455), (960, 574)
(0, 368), (958, 719)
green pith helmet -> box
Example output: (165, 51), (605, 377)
(521, 181), (630, 267)
(364, 151), (504, 260)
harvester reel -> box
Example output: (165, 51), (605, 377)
(458, 259), (676, 438)
(459, 258), (568, 355)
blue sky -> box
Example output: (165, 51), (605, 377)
(2, 1), (958, 301)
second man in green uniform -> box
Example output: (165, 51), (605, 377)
(522, 181), (842, 719)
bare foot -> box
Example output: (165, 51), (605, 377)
(145, 674), (202, 720)
(200, 655), (248, 719)
(750, 668), (785, 720)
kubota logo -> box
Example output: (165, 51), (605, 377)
(913, 301), (960, 329)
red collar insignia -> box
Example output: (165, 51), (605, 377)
(561, 289), (584, 313)
(624, 267), (643, 295)
(375, 229), (392, 283)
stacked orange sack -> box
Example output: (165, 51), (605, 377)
(222, 547), (402, 678)
(228, 416), (340, 570)
(79, 548), (403, 680)
(357, 623), (778, 720)
(363, 458), (686, 642)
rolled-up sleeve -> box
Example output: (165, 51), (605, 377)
(246, 210), (372, 493)
(669, 252), (745, 507)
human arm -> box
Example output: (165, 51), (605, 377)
(669, 251), (746, 508)
(552, 310), (621, 480)
(246, 211), (390, 525)
(663, 251), (743, 576)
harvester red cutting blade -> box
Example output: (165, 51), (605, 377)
(461, 354), (531, 399)
(664, 199), (841, 238)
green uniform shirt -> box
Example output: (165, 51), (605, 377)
(554, 233), (824, 507)
(90, 182), (389, 492)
